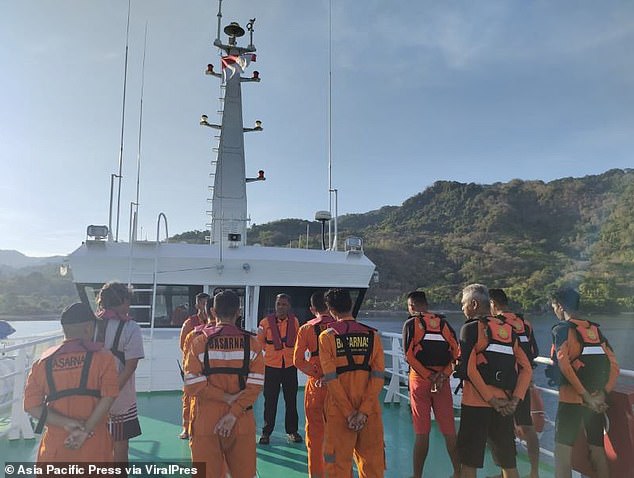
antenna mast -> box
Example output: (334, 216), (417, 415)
(109, 0), (131, 242)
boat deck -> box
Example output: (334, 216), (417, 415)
(1, 389), (553, 477)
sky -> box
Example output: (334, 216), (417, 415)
(1, 1), (633, 256)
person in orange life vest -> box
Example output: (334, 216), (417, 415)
(95, 281), (145, 464)
(24, 302), (119, 462)
(319, 288), (385, 478)
(184, 290), (264, 478)
(550, 288), (619, 478)
(488, 288), (541, 478)
(402, 290), (460, 478)
(179, 292), (211, 439)
(257, 293), (302, 444)
(293, 291), (336, 478)
(455, 284), (532, 478)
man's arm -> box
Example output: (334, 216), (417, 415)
(293, 326), (318, 377)
(358, 331), (386, 417)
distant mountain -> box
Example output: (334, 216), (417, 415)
(0, 250), (63, 269)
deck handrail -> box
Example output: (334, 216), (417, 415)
(1, 332), (64, 440)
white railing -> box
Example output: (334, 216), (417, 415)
(0, 332), (64, 440)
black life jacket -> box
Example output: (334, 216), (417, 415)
(306, 315), (335, 358)
(407, 313), (454, 368)
(200, 324), (253, 390)
(329, 320), (375, 375)
(476, 317), (518, 391)
(96, 319), (126, 366)
(35, 340), (103, 434)
(560, 319), (611, 392)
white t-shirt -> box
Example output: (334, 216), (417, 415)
(101, 318), (145, 415)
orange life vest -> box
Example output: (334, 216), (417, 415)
(476, 317), (518, 391)
(329, 320), (375, 376)
(200, 324), (254, 390)
(266, 314), (298, 350)
(567, 319), (611, 392)
(498, 312), (536, 362)
(407, 313), (454, 368)
(306, 314), (335, 358)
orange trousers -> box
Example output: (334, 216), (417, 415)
(323, 412), (385, 478)
(190, 433), (254, 478)
(182, 390), (192, 429)
(305, 377), (328, 477)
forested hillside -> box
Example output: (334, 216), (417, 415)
(241, 169), (634, 311)
(6, 169), (632, 316)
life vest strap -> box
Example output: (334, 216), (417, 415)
(202, 333), (251, 390)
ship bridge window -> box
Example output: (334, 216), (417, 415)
(77, 283), (203, 328)
(257, 286), (367, 325)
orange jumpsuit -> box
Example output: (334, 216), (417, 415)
(319, 318), (386, 478)
(24, 339), (119, 462)
(180, 314), (206, 431)
(184, 324), (264, 478)
(293, 314), (335, 478)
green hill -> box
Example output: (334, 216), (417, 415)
(238, 169), (634, 312)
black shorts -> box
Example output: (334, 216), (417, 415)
(109, 403), (142, 441)
(514, 390), (532, 427)
(555, 402), (605, 447)
(457, 405), (516, 469)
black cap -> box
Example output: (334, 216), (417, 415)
(61, 303), (97, 325)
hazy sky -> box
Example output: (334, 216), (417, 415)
(1, 1), (633, 256)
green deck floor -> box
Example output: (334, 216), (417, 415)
(1, 389), (555, 477)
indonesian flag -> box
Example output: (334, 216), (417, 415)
(222, 53), (257, 81)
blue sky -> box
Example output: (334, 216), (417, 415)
(1, 1), (633, 256)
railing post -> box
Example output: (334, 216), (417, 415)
(384, 336), (402, 404)
(9, 347), (34, 440)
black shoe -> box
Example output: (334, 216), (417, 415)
(287, 432), (303, 443)
(259, 434), (270, 445)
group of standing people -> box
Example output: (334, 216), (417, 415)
(403, 284), (619, 478)
(178, 288), (385, 478)
(24, 281), (144, 464)
(23, 281), (620, 478)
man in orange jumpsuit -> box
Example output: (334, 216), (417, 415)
(402, 290), (460, 478)
(24, 302), (119, 462)
(319, 288), (385, 478)
(293, 291), (335, 477)
(550, 288), (619, 478)
(455, 284), (532, 478)
(257, 293), (301, 444)
(179, 292), (211, 439)
(184, 290), (264, 478)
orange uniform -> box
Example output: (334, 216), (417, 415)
(24, 339), (119, 462)
(180, 314), (207, 431)
(319, 319), (386, 478)
(184, 323), (264, 478)
(257, 314), (299, 368)
(460, 316), (532, 407)
(293, 314), (335, 477)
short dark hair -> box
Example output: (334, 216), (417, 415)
(406, 290), (427, 306)
(310, 291), (328, 313)
(324, 288), (352, 314)
(97, 281), (131, 309)
(551, 287), (580, 312)
(489, 288), (508, 306)
(196, 292), (210, 302)
(213, 290), (240, 319)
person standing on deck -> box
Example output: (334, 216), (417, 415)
(178, 292), (211, 439)
(455, 284), (532, 478)
(24, 303), (119, 462)
(95, 281), (145, 464)
(320, 288), (386, 478)
(489, 288), (540, 478)
(257, 293), (302, 444)
(402, 290), (460, 478)
(293, 291), (336, 477)
(550, 288), (619, 478)
(184, 290), (264, 478)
